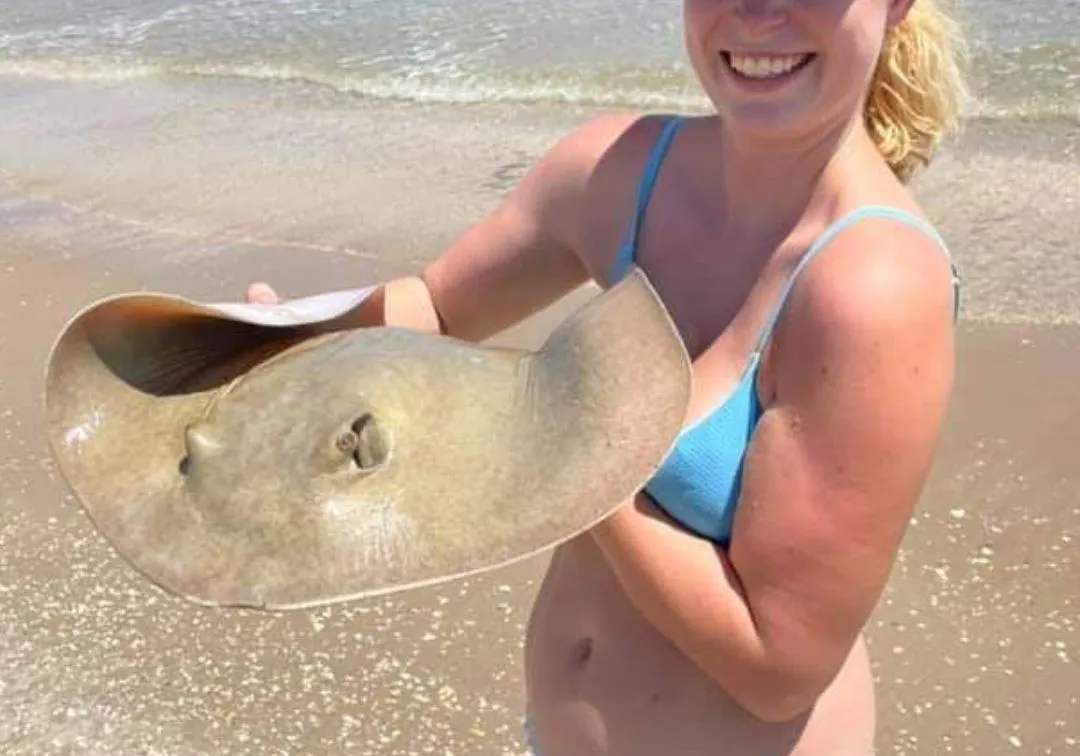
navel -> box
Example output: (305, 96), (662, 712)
(571, 636), (594, 667)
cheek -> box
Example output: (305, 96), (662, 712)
(681, 0), (724, 74)
(837, 0), (891, 62)
(819, 5), (890, 90)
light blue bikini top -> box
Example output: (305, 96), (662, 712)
(610, 116), (961, 545)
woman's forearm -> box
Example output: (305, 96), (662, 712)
(591, 500), (824, 723)
(354, 275), (445, 334)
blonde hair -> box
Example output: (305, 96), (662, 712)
(865, 0), (971, 183)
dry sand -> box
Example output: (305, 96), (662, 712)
(0, 83), (1077, 755)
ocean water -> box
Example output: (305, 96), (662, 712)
(0, 0), (1077, 118)
(0, 0), (1077, 328)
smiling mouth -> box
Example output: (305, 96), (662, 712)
(720, 52), (815, 80)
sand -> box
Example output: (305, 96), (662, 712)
(869, 322), (1079, 755)
(0, 79), (1077, 755)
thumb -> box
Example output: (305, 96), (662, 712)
(246, 281), (279, 305)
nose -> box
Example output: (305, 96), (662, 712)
(733, 0), (789, 37)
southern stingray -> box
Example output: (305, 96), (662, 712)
(43, 268), (692, 611)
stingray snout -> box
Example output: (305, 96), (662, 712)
(179, 422), (222, 475)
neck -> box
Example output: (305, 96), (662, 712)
(711, 113), (868, 230)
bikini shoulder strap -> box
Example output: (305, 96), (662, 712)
(750, 204), (962, 357)
(609, 116), (686, 284)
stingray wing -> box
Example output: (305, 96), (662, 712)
(43, 269), (691, 610)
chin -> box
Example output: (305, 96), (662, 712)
(707, 95), (825, 147)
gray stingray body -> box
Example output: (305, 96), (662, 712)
(43, 268), (692, 610)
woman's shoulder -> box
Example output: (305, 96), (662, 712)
(511, 111), (687, 279)
(766, 197), (959, 415)
(524, 111), (684, 206)
(791, 201), (956, 336)
(547, 111), (677, 164)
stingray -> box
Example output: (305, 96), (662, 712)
(43, 268), (692, 611)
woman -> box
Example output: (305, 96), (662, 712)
(249, 0), (969, 752)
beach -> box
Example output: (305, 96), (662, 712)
(1, 1), (1078, 754)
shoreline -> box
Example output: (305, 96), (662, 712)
(1, 74), (1077, 325)
(1, 75), (1078, 755)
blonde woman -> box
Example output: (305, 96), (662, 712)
(248, 0), (970, 753)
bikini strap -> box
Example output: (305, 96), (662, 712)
(609, 116), (686, 283)
(749, 204), (962, 358)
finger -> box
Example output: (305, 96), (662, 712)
(246, 282), (279, 305)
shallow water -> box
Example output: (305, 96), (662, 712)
(0, 0), (1077, 118)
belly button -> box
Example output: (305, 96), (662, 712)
(571, 636), (593, 666)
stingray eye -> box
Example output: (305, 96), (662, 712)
(334, 430), (359, 454)
(346, 413), (389, 471)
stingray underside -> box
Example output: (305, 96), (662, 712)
(42, 269), (692, 609)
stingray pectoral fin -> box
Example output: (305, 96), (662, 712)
(531, 264), (692, 467)
(436, 266), (693, 568)
(206, 285), (379, 328)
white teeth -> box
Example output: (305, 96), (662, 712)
(726, 53), (809, 79)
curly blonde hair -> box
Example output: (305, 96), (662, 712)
(865, 0), (971, 183)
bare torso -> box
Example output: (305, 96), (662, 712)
(524, 538), (876, 756)
(519, 114), (915, 755)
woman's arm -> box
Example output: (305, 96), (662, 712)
(592, 220), (958, 722)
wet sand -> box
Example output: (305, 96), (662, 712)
(869, 321), (1079, 755)
(1, 84), (1078, 755)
